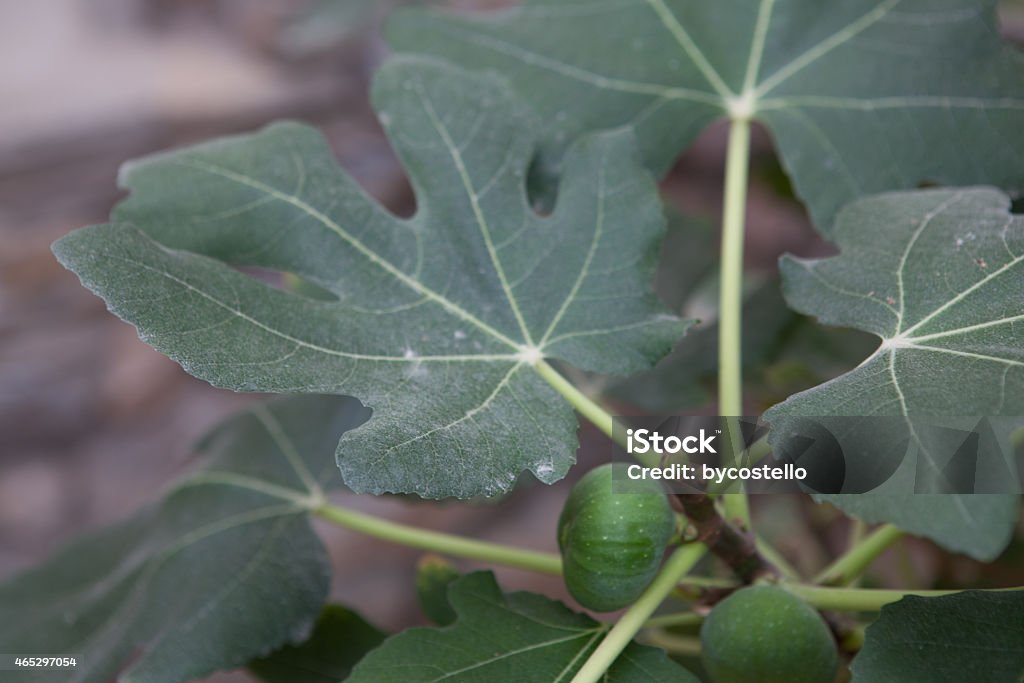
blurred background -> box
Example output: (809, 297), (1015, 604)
(1, 2), (1022, 681)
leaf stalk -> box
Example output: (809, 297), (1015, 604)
(570, 543), (708, 683)
(533, 359), (623, 447)
(788, 584), (1024, 612)
(314, 502), (562, 575)
(719, 116), (754, 528)
(814, 524), (904, 586)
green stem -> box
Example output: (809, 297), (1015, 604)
(745, 434), (772, 462)
(718, 117), (751, 420)
(650, 585), (1024, 618)
(571, 544), (707, 683)
(814, 524), (903, 586)
(643, 611), (705, 629)
(788, 585), (1024, 612)
(844, 519), (869, 587)
(679, 576), (740, 589)
(641, 630), (703, 657)
(719, 116), (753, 529)
(533, 360), (624, 447)
(721, 488), (751, 532)
(848, 519), (868, 548)
(672, 575), (741, 599)
(314, 503), (562, 575)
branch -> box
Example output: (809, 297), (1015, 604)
(674, 493), (777, 583)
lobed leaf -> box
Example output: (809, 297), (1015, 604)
(765, 187), (1023, 559)
(52, 57), (686, 499)
(390, 0), (1024, 230)
(347, 571), (699, 682)
(0, 396), (367, 683)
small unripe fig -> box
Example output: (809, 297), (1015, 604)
(557, 464), (675, 612)
(701, 585), (838, 683)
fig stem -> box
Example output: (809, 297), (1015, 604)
(814, 524), (904, 586)
(718, 115), (754, 531)
(789, 584), (1024, 612)
(314, 502), (562, 575)
(643, 611), (705, 629)
(640, 629), (703, 657)
(532, 359), (623, 447)
(571, 543), (708, 683)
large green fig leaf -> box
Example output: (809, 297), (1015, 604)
(0, 396), (368, 683)
(347, 571), (699, 682)
(52, 57), (685, 499)
(853, 591), (1024, 682)
(389, 0), (1024, 230)
(765, 187), (1023, 559)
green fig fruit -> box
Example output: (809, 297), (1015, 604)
(557, 464), (675, 612)
(701, 585), (838, 683)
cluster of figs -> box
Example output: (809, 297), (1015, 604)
(558, 465), (839, 683)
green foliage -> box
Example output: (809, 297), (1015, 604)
(347, 572), (699, 682)
(0, 396), (367, 683)
(771, 188), (1024, 418)
(249, 605), (387, 683)
(558, 464), (676, 612)
(14, 2), (1024, 682)
(766, 188), (1023, 558)
(853, 591), (1024, 682)
(700, 585), (838, 683)
(52, 57), (685, 500)
(389, 0), (1024, 230)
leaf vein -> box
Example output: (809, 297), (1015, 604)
(175, 159), (521, 349)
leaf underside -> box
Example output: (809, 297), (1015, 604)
(347, 571), (699, 682)
(52, 57), (686, 499)
(853, 591), (1024, 682)
(766, 187), (1023, 559)
(390, 0), (1024, 231)
(0, 396), (367, 683)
